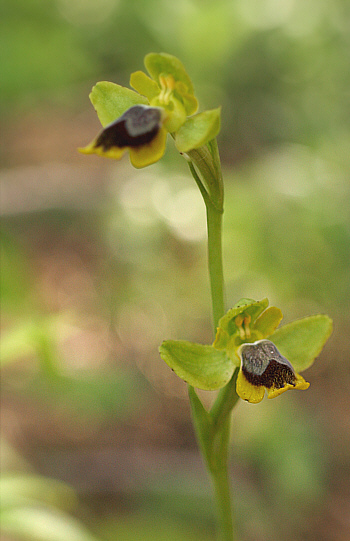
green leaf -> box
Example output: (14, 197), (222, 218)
(0, 321), (37, 366)
(159, 340), (234, 390)
(89, 82), (148, 127)
(254, 306), (283, 338)
(1, 506), (99, 541)
(271, 315), (333, 373)
(0, 474), (77, 510)
(174, 108), (221, 153)
(217, 298), (269, 337)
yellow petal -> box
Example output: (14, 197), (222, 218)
(295, 372), (310, 390)
(129, 126), (167, 168)
(267, 372), (310, 399)
(78, 141), (126, 160)
(130, 70), (159, 101)
(236, 369), (265, 404)
(267, 383), (296, 399)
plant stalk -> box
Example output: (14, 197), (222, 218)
(211, 455), (234, 541)
(188, 144), (237, 540)
(206, 201), (225, 330)
(205, 201), (235, 541)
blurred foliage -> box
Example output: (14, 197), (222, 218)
(0, 440), (101, 541)
(232, 397), (328, 540)
(1, 0), (350, 540)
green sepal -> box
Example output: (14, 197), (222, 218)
(144, 53), (198, 115)
(254, 306), (283, 338)
(217, 298), (269, 337)
(271, 315), (333, 373)
(174, 108), (221, 153)
(89, 82), (148, 127)
(130, 71), (159, 101)
(159, 340), (234, 390)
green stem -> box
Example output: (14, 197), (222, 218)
(206, 201), (225, 330)
(187, 143), (237, 540)
(186, 152), (225, 329)
(189, 385), (235, 541)
(211, 369), (239, 428)
(211, 455), (234, 541)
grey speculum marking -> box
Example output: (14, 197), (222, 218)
(95, 106), (162, 150)
(240, 340), (296, 389)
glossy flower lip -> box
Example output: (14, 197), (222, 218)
(236, 339), (309, 404)
(79, 105), (168, 168)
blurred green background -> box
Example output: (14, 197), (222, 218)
(1, 1), (349, 540)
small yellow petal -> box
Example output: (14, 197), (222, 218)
(129, 126), (167, 168)
(267, 373), (310, 399)
(294, 372), (310, 390)
(267, 383), (295, 399)
(236, 369), (265, 404)
(130, 71), (159, 100)
(78, 142), (126, 160)
(78, 142), (97, 155)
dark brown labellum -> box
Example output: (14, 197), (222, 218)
(240, 340), (296, 389)
(95, 105), (162, 150)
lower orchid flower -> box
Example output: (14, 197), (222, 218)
(160, 298), (332, 404)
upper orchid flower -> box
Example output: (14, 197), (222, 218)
(79, 53), (221, 168)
